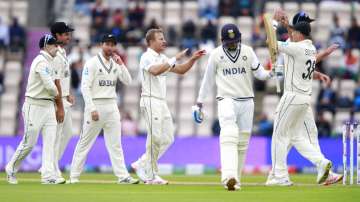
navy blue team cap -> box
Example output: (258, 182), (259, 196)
(293, 21), (311, 37)
(50, 22), (74, 35)
(292, 11), (315, 26)
(102, 34), (117, 44)
(39, 34), (59, 48)
(221, 23), (241, 44)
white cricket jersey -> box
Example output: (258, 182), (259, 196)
(25, 50), (58, 99)
(139, 48), (169, 100)
(197, 44), (269, 103)
(53, 46), (71, 97)
(278, 39), (316, 95)
(81, 52), (132, 111)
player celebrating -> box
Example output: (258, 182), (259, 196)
(69, 34), (139, 184)
(195, 24), (273, 191)
(5, 35), (63, 184)
(265, 21), (335, 186)
(131, 28), (205, 184)
(266, 11), (343, 186)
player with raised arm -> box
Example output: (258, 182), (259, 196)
(131, 28), (205, 184)
(266, 11), (343, 186)
(69, 35), (139, 184)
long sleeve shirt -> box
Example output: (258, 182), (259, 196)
(81, 52), (132, 111)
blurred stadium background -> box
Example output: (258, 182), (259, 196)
(0, 0), (360, 176)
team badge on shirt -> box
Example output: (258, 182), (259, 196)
(242, 56), (247, 61)
(98, 69), (104, 75)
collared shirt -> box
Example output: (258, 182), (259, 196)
(53, 46), (71, 97)
(139, 48), (170, 100)
(81, 52), (132, 111)
(197, 44), (266, 103)
(25, 50), (58, 99)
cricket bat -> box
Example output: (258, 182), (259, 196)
(263, 13), (281, 93)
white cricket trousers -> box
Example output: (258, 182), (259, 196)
(138, 96), (174, 178)
(70, 99), (130, 179)
(218, 98), (254, 183)
(6, 99), (57, 180)
(53, 98), (73, 177)
(270, 92), (326, 179)
(286, 107), (324, 162)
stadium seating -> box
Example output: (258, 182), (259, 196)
(1, 0), (359, 137)
(0, 61), (22, 135)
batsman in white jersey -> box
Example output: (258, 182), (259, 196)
(265, 22), (336, 186)
(267, 11), (343, 186)
(70, 35), (139, 184)
(195, 24), (273, 191)
(5, 35), (65, 184)
(39, 22), (75, 181)
(131, 29), (205, 184)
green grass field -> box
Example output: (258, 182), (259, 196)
(1, 173), (359, 202)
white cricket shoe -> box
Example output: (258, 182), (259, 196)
(68, 178), (80, 184)
(131, 161), (152, 182)
(317, 159), (332, 184)
(265, 175), (293, 186)
(5, 167), (18, 185)
(223, 178), (240, 191)
(323, 171), (343, 186)
(145, 175), (169, 185)
(41, 178), (66, 184)
(118, 176), (140, 184)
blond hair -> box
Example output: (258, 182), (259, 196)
(145, 28), (163, 45)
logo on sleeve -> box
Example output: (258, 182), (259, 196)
(84, 67), (89, 76)
(44, 67), (50, 75)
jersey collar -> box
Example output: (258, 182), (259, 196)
(97, 52), (113, 74)
(147, 47), (161, 57)
(222, 44), (241, 63)
(39, 50), (54, 61)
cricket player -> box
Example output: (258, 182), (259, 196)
(69, 34), (139, 184)
(131, 28), (205, 184)
(5, 34), (64, 184)
(265, 21), (336, 186)
(195, 24), (273, 191)
(267, 11), (343, 186)
(39, 22), (75, 182)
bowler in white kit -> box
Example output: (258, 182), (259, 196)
(266, 22), (335, 186)
(131, 28), (205, 184)
(269, 10), (343, 185)
(69, 34), (139, 184)
(196, 24), (273, 191)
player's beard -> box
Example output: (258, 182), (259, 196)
(225, 42), (240, 52)
(103, 50), (113, 59)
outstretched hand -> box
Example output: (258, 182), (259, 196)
(191, 50), (206, 60)
(273, 9), (286, 22)
(176, 49), (189, 60)
(315, 72), (331, 86)
(325, 44), (340, 56)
